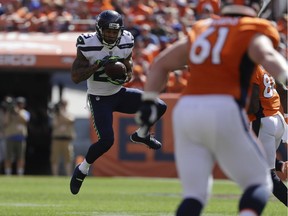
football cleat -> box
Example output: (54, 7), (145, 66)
(130, 132), (162, 150)
(70, 164), (87, 195)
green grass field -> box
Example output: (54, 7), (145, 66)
(0, 176), (286, 216)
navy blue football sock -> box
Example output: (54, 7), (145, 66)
(176, 198), (203, 216)
(239, 185), (270, 215)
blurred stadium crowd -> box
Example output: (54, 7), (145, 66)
(0, 0), (287, 176)
(0, 0), (287, 93)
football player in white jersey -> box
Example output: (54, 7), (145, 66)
(69, 10), (167, 195)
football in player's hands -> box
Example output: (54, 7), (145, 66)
(105, 61), (127, 81)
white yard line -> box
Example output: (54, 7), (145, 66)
(0, 203), (61, 207)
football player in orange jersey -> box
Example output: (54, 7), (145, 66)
(248, 66), (287, 207)
(135, 0), (288, 215)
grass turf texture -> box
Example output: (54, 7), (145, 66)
(0, 176), (286, 216)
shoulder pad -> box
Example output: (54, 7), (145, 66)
(76, 35), (85, 46)
(122, 30), (134, 41)
(241, 18), (280, 48)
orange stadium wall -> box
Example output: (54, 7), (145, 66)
(89, 93), (227, 179)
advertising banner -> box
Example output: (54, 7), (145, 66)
(0, 32), (77, 70)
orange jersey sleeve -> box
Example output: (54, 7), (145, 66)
(183, 17), (280, 107)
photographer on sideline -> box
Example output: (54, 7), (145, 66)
(4, 97), (30, 175)
(50, 100), (75, 176)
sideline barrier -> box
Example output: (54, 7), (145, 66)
(90, 93), (227, 178)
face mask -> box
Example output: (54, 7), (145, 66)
(258, 0), (287, 21)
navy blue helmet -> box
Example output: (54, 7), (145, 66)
(95, 10), (124, 48)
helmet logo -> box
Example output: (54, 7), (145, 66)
(108, 23), (120, 29)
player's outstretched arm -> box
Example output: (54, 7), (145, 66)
(135, 37), (188, 128)
(144, 37), (189, 93)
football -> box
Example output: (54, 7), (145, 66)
(105, 61), (127, 80)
